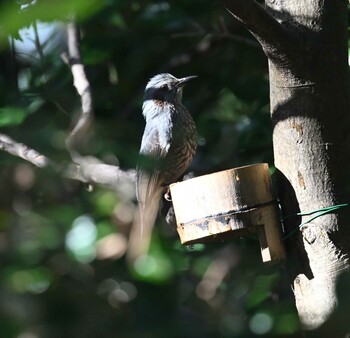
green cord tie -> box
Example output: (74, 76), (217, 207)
(282, 203), (349, 240)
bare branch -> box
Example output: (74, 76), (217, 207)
(172, 31), (260, 48)
(0, 133), (50, 168)
(65, 158), (136, 188)
(171, 15), (259, 48)
(66, 22), (92, 108)
(33, 20), (45, 61)
(63, 20), (94, 164)
(0, 20), (136, 193)
(60, 20), (137, 191)
(0, 132), (136, 190)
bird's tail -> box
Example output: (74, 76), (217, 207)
(127, 188), (163, 263)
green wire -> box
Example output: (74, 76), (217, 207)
(282, 203), (349, 240)
(283, 203), (349, 219)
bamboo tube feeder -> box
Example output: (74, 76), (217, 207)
(169, 163), (286, 263)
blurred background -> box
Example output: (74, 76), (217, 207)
(0, 0), (303, 337)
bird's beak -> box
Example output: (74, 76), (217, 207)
(176, 75), (198, 87)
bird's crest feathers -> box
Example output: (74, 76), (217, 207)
(145, 73), (178, 90)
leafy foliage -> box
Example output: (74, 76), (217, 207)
(0, 1), (307, 337)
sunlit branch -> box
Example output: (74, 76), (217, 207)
(0, 133), (50, 168)
(65, 160), (136, 188)
(59, 20), (137, 190)
(0, 20), (137, 192)
(0, 132), (136, 189)
(61, 20), (94, 164)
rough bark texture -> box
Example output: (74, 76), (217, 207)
(267, 0), (350, 329)
(224, 0), (350, 330)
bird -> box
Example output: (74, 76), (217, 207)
(127, 73), (197, 262)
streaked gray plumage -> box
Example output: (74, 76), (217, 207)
(128, 73), (197, 261)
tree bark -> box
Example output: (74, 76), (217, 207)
(268, 0), (350, 330)
(224, 0), (350, 331)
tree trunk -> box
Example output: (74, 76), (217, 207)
(268, 0), (350, 330)
(224, 0), (350, 331)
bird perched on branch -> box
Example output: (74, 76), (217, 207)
(128, 73), (197, 262)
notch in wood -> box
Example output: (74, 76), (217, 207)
(169, 163), (286, 263)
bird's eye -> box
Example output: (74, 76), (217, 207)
(160, 84), (168, 90)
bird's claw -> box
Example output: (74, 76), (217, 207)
(164, 189), (172, 201)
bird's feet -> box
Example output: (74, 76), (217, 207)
(164, 188), (172, 201)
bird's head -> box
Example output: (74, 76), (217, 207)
(144, 73), (197, 104)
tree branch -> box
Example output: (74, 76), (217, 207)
(60, 19), (138, 190)
(222, 0), (298, 66)
(65, 158), (136, 188)
(0, 132), (136, 190)
(62, 20), (93, 164)
(0, 133), (50, 168)
(60, 20), (138, 191)
(33, 20), (45, 61)
(0, 20), (136, 193)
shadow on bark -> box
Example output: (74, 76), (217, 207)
(274, 168), (313, 281)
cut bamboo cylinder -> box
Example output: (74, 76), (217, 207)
(169, 163), (286, 263)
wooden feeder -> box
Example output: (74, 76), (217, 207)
(169, 163), (286, 263)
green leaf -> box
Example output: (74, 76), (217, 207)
(0, 106), (27, 126)
(109, 13), (127, 29)
(92, 190), (118, 217)
(5, 267), (53, 294)
(131, 233), (174, 284)
(274, 312), (300, 334)
(0, 0), (103, 42)
(245, 274), (279, 309)
(132, 253), (174, 284)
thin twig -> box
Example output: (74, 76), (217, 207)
(63, 21), (94, 164)
(33, 20), (45, 61)
(10, 36), (19, 94)
(218, 15), (229, 34)
(172, 29), (259, 48)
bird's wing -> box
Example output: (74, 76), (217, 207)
(137, 124), (168, 205)
(127, 125), (167, 263)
